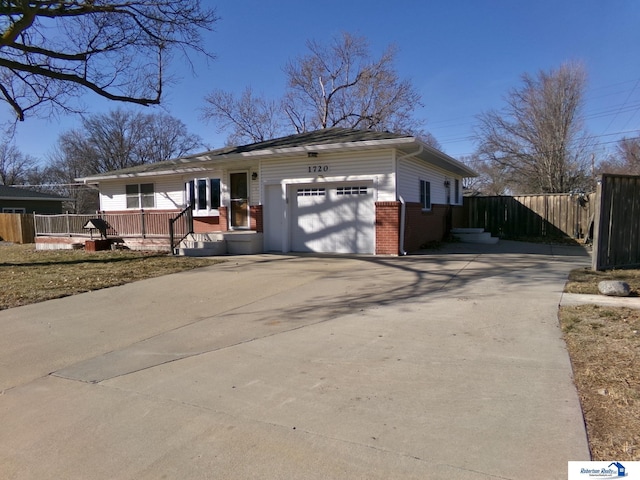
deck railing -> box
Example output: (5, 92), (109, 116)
(34, 211), (179, 238)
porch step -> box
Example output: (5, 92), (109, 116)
(225, 232), (263, 255)
(177, 233), (227, 257)
(176, 232), (264, 256)
(451, 228), (499, 245)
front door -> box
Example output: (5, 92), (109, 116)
(230, 172), (249, 228)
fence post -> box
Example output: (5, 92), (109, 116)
(169, 218), (175, 255)
(591, 176), (605, 271)
(140, 209), (146, 238)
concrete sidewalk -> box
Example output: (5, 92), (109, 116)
(0, 241), (591, 479)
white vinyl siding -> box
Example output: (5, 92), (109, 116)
(260, 150), (396, 201)
(250, 168), (260, 205)
(99, 177), (185, 211)
(397, 156), (462, 206)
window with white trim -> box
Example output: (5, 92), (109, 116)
(186, 178), (221, 212)
(2, 207), (26, 213)
(126, 183), (154, 209)
(420, 180), (431, 210)
(455, 179), (460, 204)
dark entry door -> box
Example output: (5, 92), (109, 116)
(230, 172), (249, 228)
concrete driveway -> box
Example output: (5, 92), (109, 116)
(0, 241), (591, 479)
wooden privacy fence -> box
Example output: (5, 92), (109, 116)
(464, 194), (595, 240)
(0, 213), (35, 243)
(592, 174), (640, 270)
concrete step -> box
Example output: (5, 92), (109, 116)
(176, 232), (264, 256)
(451, 228), (485, 234)
(178, 233), (227, 256)
(186, 233), (225, 242)
(451, 228), (499, 245)
(177, 246), (226, 257)
(181, 240), (226, 250)
(225, 232), (263, 255)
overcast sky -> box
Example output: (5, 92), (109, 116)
(5, 0), (640, 166)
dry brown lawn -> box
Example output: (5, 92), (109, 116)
(562, 271), (640, 460)
(1, 243), (223, 310)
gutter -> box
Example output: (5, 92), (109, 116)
(395, 146), (423, 256)
(399, 195), (407, 256)
(397, 144), (424, 162)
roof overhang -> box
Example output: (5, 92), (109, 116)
(397, 141), (478, 178)
(76, 135), (477, 183)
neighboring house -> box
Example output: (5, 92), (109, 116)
(76, 128), (477, 255)
(0, 184), (69, 214)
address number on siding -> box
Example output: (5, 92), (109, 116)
(308, 165), (329, 173)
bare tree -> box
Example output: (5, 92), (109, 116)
(44, 138), (99, 213)
(202, 32), (430, 145)
(0, 1), (218, 121)
(475, 62), (593, 193)
(283, 32), (423, 134)
(460, 154), (510, 195)
(201, 87), (284, 145)
(140, 113), (208, 164)
(0, 141), (37, 184)
(598, 136), (640, 175)
(44, 108), (202, 212)
(60, 108), (203, 173)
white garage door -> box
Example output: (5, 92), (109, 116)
(291, 184), (374, 254)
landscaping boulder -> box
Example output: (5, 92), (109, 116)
(598, 280), (631, 297)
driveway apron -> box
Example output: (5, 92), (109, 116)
(0, 241), (591, 479)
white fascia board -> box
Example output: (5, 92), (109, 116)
(400, 141), (478, 178)
(75, 166), (213, 184)
(76, 137), (438, 183)
(423, 145), (478, 178)
(234, 137), (417, 158)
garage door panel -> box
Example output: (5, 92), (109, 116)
(292, 184), (374, 254)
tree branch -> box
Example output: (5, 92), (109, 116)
(0, 57), (160, 114)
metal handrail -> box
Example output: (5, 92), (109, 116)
(168, 205), (193, 255)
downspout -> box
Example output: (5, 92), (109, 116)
(395, 145), (424, 256)
(399, 195), (407, 256)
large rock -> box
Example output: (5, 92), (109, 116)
(598, 280), (631, 297)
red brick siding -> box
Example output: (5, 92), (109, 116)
(375, 201), (400, 255)
(218, 206), (228, 232)
(193, 216), (223, 233)
(250, 205), (263, 232)
(403, 203), (452, 252)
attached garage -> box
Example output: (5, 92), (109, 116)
(291, 183), (375, 254)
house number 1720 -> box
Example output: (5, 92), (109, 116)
(308, 165), (329, 173)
